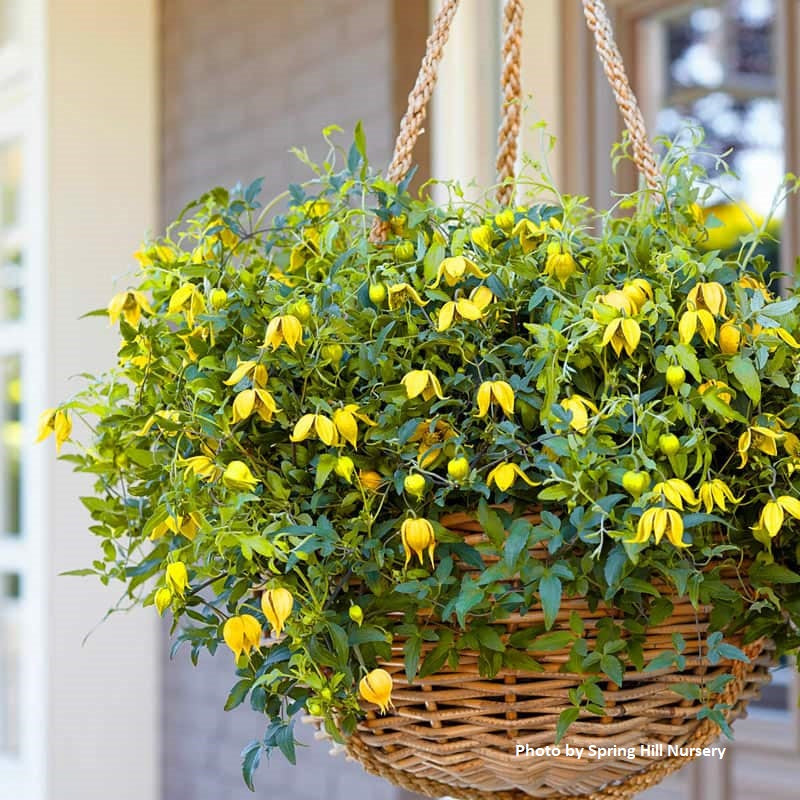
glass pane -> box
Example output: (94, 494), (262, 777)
(0, 355), (21, 537)
(0, 571), (21, 755)
(733, 0), (775, 77)
(751, 656), (791, 712)
(0, 140), (21, 229)
(667, 6), (725, 91)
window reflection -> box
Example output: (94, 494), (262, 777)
(0, 571), (20, 754)
(0, 355), (21, 537)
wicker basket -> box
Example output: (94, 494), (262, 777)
(344, 510), (774, 800)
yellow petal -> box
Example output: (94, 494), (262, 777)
(314, 414), (338, 446)
(35, 408), (56, 443)
(470, 285), (494, 310)
(223, 616), (245, 659)
(762, 501), (784, 537)
(652, 508), (668, 544)
(333, 408), (358, 448)
(738, 429), (751, 468)
(776, 328), (800, 348)
(697, 309), (717, 344)
(54, 410), (72, 453)
(491, 381), (515, 417)
(665, 510), (687, 548)
(402, 370), (430, 400)
(679, 311), (697, 345)
(225, 360), (257, 386)
(168, 283), (195, 314)
(290, 414), (316, 442)
(620, 318), (641, 355)
(232, 389), (256, 423)
(437, 302), (456, 332)
(777, 495), (800, 520)
(281, 315), (303, 351)
(476, 382), (492, 418)
(455, 298), (483, 321)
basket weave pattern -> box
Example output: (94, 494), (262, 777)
(345, 511), (773, 799)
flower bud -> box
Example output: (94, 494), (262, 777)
(154, 587), (172, 615)
(622, 470), (650, 498)
(447, 457), (470, 482)
(359, 668), (394, 714)
(400, 518), (436, 567)
(210, 288), (228, 309)
(334, 456), (355, 483)
(666, 365), (686, 393)
(403, 473), (427, 499)
(222, 460), (259, 491)
(394, 241), (415, 261)
(261, 587), (294, 636)
(659, 433), (681, 457)
(349, 605), (364, 626)
(719, 321), (742, 355)
(165, 561), (189, 596)
(368, 283), (387, 305)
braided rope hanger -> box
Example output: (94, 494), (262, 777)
(372, 0), (660, 243)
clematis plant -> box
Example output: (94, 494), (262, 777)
(48, 126), (800, 784)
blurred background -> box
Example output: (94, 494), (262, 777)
(0, 1), (797, 799)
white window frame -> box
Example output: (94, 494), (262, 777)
(0, 0), (47, 797)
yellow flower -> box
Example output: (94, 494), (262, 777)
(775, 328), (800, 349)
(736, 274), (773, 300)
(224, 360), (268, 388)
(737, 425), (783, 467)
(476, 380), (515, 418)
(263, 314), (303, 352)
(486, 463), (540, 492)
(359, 668), (394, 714)
(168, 283), (206, 327)
(512, 218), (548, 253)
(543, 242), (578, 287)
(387, 282), (428, 309)
(401, 370), (445, 402)
(334, 456), (355, 482)
(602, 317), (641, 357)
(261, 588), (294, 636)
(699, 379), (732, 405)
(651, 479), (699, 510)
(631, 507), (687, 548)
(154, 588), (172, 616)
(182, 455), (221, 481)
(559, 395), (598, 434)
(290, 413), (339, 446)
(687, 281), (727, 317)
(223, 614), (262, 660)
(437, 297), (487, 332)
(205, 216), (240, 248)
(469, 285), (494, 310)
(149, 511), (202, 542)
(222, 460), (259, 491)
(332, 404), (376, 449)
(408, 419), (456, 468)
(358, 470), (384, 492)
(107, 290), (153, 327)
(679, 309), (716, 345)
(719, 321), (742, 354)
(232, 388), (278, 423)
(621, 279), (653, 311)
(595, 289), (637, 317)
(165, 561), (189, 596)
(755, 497), (800, 538)
(470, 225), (493, 251)
(400, 517), (436, 567)
(698, 479), (741, 513)
(36, 408), (72, 453)
(428, 255), (487, 288)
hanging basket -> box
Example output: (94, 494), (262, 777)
(341, 510), (773, 799)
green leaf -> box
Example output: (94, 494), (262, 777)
(729, 355), (761, 404)
(555, 707), (580, 743)
(504, 518), (530, 568)
(354, 121), (367, 161)
(476, 625), (506, 652)
(539, 573), (562, 630)
(405, 635), (421, 682)
(225, 678), (251, 711)
(241, 739), (262, 791)
(600, 654), (624, 687)
(530, 631), (574, 652)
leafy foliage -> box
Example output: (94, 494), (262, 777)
(51, 127), (800, 778)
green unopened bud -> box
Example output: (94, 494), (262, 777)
(210, 288), (228, 309)
(447, 457), (470, 482)
(334, 456), (355, 483)
(403, 473), (427, 499)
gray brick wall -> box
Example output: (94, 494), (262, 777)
(159, 2), (426, 798)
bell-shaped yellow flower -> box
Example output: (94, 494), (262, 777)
(679, 309), (716, 345)
(182, 455), (221, 481)
(651, 479), (699, 510)
(559, 395), (598, 434)
(165, 561), (189, 596)
(222, 460), (259, 491)
(470, 225), (493, 251)
(232, 388), (278, 424)
(512, 218), (549, 253)
(699, 379), (732, 405)
(428, 255), (487, 288)
(150, 511), (201, 542)
(632, 507), (687, 548)
(476, 380), (515, 418)
(332, 404), (376, 449)
(737, 274), (773, 300)
(154, 587), (172, 616)
(290, 413), (339, 446)
(359, 668), (394, 714)
(486, 462), (540, 492)
(754, 496), (800, 538)
(719, 321), (742, 354)
(621, 279), (653, 311)
(223, 614), (262, 660)
(224, 359), (268, 388)
(408, 419), (456, 468)
(687, 281), (727, 318)
(401, 369), (445, 402)
(168, 283), (206, 327)
(334, 456), (355, 482)
(737, 425), (783, 467)
(261, 587), (294, 636)
(602, 317), (641, 357)
(698, 479), (741, 513)
(437, 297), (484, 331)
(263, 314), (303, 352)
(358, 470), (384, 492)
(595, 289), (637, 317)
(36, 408), (73, 454)
(543, 242), (578, 288)
(387, 282), (428, 310)
(400, 517), (436, 567)
(108, 290), (153, 327)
